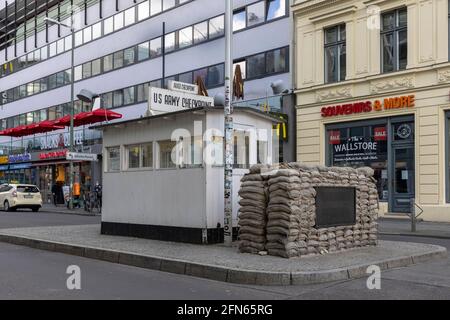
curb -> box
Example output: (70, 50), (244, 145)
(0, 233), (446, 286)
(39, 209), (101, 217)
(380, 231), (450, 240)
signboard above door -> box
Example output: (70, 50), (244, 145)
(148, 87), (214, 115)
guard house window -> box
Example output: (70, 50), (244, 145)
(158, 140), (177, 169)
(107, 147), (121, 172)
(234, 130), (250, 169)
(381, 8), (407, 73)
(324, 24), (346, 83)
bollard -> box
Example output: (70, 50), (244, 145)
(410, 198), (416, 232)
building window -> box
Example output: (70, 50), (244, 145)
(103, 54), (114, 72)
(142, 143), (153, 168)
(381, 8), (407, 73)
(150, 37), (162, 57)
(233, 9), (247, 31)
(178, 26), (193, 49)
(138, 42), (150, 61)
(107, 147), (121, 172)
(138, 1), (150, 21)
(165, 32), (176, 52)
(127, 145), (141, 169)
(158, 140), (177, 169)
(151, 0), (162, 15)
(246, 52), (266, 79)
(234, 130), (250, 169)
(193, 21), (208, 44)
(266, 0), (286, 20)
(209, 15), (224, 38)
(266, 47), (288, 74)
(247, 1), (266, 27)
(324, 24), (346, 83)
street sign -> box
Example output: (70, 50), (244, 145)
(148, 87), (214, 115)
(168, 80), (198, 95)
(66, 152), (98, 162)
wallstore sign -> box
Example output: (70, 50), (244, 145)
(321, 95), (415, 118)
(8, 153), (31, 163)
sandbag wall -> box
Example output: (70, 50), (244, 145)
(237, 163), (379, 258)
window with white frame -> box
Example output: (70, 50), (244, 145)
(107, 147), (121, 171)
(324, 24), (346, 83)
(233, 130), (250, 169)
(126, 143), (153, 169)
(158, 140), (177, 169)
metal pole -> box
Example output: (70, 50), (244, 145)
(411, 198), (416, 232)
(162, 22), (165, 86)
(69, 19), (75, 210)
(223, 0), (233, 246)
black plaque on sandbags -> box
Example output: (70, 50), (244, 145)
(314, 187), (356, 228)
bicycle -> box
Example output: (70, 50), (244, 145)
(84, 191), (102, 214)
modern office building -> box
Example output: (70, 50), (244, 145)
(293, 0), (450, 221)
(0, 0), (294, 203)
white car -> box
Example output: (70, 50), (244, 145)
(0, 184), (43, 212)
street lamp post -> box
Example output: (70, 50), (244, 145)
(224, 0), (233, 246)
(44, 17), (75, 210)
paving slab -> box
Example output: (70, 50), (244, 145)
(0, 224), (446, 286)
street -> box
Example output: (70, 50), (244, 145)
(0, 211), (449, 300)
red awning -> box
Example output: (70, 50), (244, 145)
(55, 109), (122, 127)
(27, 120), (65, 135)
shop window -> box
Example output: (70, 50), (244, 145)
(393, 122), (414, 141)
(266, 0), (286, 20)
(247, 1), (266, 27)
(193, 21), (208, 44)
(233, 9), (246, 31)
(324, 24), (346, 83)
(209, 15), (224, 39)
(326, 123), (388, 201)
(381, 8), (407, 73)
(107, 147), (121, 172)
(158, 140), (177, 169)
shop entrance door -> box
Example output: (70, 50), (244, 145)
(391, 144), (415, 213)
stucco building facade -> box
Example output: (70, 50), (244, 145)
(293, 0), (450, 221)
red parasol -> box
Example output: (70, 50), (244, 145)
(55, 109), (122, 127)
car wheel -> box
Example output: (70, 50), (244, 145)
(4, 200), (10, 212)
(32, 207), (39, 212)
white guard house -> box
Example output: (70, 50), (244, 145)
(95, 93), (282, 244)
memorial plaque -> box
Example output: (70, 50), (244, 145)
(314, 187), (356, 228)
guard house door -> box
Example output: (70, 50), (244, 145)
(390, 121), (415, 213)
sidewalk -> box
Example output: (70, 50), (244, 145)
(40, 204), (100, 217)
(379, 218), (450, 239)
(0, 224), (446, 286)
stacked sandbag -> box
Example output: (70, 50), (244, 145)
(237, 165), (270, 254)
(265, 169), (306, 258)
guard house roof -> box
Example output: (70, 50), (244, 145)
(90, 107), (286, 130)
